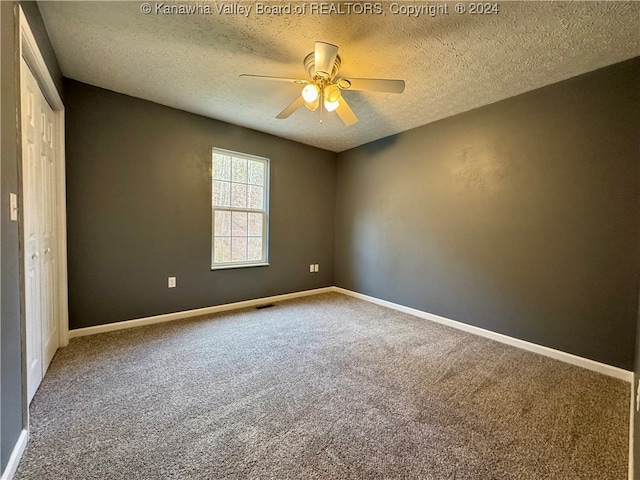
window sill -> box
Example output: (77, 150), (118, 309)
(211, 262), (270, 271)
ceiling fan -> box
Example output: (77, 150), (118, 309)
(240, 41), (405, 126)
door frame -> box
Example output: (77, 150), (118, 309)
(18, 6), (68, 387)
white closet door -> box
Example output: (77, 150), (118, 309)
(38, 72), (59, 372)
(21, 57), (59, 403)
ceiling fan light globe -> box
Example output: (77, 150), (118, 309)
(302, 84), (320, 102)
(304, 97), (319, 111)
(324, 99), (339, 112)
(324, 84), (342, 103)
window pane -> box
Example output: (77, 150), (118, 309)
(248, 160), (264, 186)
(231, 157), (248, 183)
(214, 210), (231, 236)
(213, 155), (231, 181)
(214, 237), (231, 263)
(248, 212), (262, 237)
(231, 211), (248, 236)
(248, 185), (264, 210)
(231, 237), (247, 262)
(212, 150), (268, 268)
(248, 237), (262, 261)
(231, 183), (247, 208)
(213, 180), (230, 207)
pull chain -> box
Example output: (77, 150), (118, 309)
(320, 86), (324, 124)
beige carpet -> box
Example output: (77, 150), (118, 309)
(15, 293), (629, 479)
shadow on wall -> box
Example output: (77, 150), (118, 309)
(356, 130), (398, 156)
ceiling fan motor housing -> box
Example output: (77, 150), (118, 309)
(304, 52), (342, 80)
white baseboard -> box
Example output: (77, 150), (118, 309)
(333, 287), (634, 384)
(1, 429), (28, 480)
(68, 287), (335, 339)
(69, 285), (633, 384)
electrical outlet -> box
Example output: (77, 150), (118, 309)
(314, 264), (319, 272)
(309, 264), (314, 273)
(168, 276), (176, 288)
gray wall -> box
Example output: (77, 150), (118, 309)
(1, 1), (62, 472)
(65, 79), (336, 329)
(0, 3), (21, 472)
(335, 58), (640, 371)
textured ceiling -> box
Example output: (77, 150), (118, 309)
(38, 1), (639, 152)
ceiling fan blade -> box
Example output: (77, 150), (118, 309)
(335, 98), (358, 126)
(314, 42), (339, 78)
(240, 74), (309, 85)
(337, 78), (405, 93)
(276, 96), (305, 119)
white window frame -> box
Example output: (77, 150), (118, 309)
(211, 148), (270, 270)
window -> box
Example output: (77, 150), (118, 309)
(211, 149), (269, 269)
